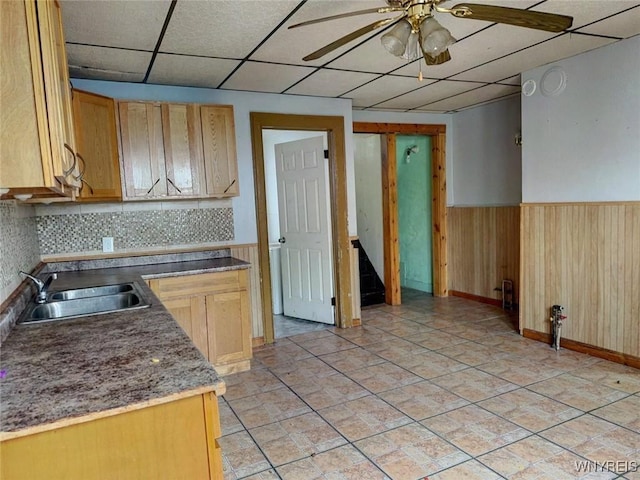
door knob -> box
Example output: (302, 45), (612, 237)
(278, 237), (286, 244)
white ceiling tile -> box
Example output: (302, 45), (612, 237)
(221, 61), (315, 93)
(532, 1), (638, 29)
(418, 84), (519, 111)
(147, 54), (240, 88)
(286, 69), (379, 97)
(576, 6), (640, 38)
(342, 75), (437, 108)
(451, 33), (615, 82)
(497, 74), (521, 85)
(61, 0), (170, 50)
(375, 80), (480, 110)
(160, 0), (299, 58)
(325, 35), (415, 73)
(66, 44), (151, 82)
(252, 0), (390, 67)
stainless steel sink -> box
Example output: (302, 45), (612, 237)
(50, 283), (134, 300)
(19, 282), (151, 325)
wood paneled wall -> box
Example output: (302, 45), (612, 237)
(448, 206), (520, 303)
(230, 244), (263, 341)
(520, 203), (640, 358)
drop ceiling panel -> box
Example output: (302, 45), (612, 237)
(61, 0), (170, 50)
(451, 34), (615, 83)
(66, 44), (151, 83)
(286, 69), (380, 97)
(252, 0), (388, 67)
(375, 80), (480, 110)
(160, 0), (299, 58)
(576, 6), (640, 38)
(532, 1), (639, 29)
(343, 75), (436, 108)
(418, 84), (519, 111)
(327, 35), (418, 73)
(148, 54), (240, 88)
(221, 61), (315, 93)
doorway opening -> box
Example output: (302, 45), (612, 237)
(250, 113), (353, 345)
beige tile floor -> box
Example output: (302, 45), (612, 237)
(219, 291), (640, 480)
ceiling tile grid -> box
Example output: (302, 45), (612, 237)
(60, 0), (640, 112)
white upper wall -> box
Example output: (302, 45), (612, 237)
(451, 96), (522, 206)
(522, 36), (640, 203)
(71, 80), (357, 243)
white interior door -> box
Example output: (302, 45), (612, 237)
(275, 136), (334, 324)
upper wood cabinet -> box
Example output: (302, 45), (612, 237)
(117, 101), (238, 200)
(72, 90), (122, 201)
(0, 0), (80, 200)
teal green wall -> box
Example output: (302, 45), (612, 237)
(397, 135), (432, 293)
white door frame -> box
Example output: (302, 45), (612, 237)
(250, 113), (353, 344)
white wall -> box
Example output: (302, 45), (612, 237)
(352, 110), (455, 204)
(71, 80), (358, 243)
(353, 134), (384, 279)
(262, 130), (325, 244)
(451, 96), (522, 206)
(522, 36), (640, 202)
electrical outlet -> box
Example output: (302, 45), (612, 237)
(102, 237), (114, 253)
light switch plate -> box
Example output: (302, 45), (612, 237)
(102, 237), (114, 253)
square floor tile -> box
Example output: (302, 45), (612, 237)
(529, 374), (629, 411)
(219, 399), (245, 435)
(478, 356), (565, 386)
(344, 362), (422, 393)
(295, 335), (358, 356)
(411, 330), (469, 350)
(429, 459), (505, 479)
(330, 325), (397, 347)
(253, 340), (313, 368)
(571, 361), (640, 394)
(240, 470), (280, 480)
(249, 412), (347, 466)
(379, 381), (469, 421)
(378, 319), (434, 338)
(355, 423), (470, 480)
(478, 435), (617, 479)
(366, 338), (428, 363)
(276, 444), (389, 479)
(319, 395), (412, 442)
(592, 395), (640, 433)
(422, 405), (530, 456)
(269, 356), (338, 387)
(431, 368), (519, 402)
(228, 387), (312, 429)
(219, 431), (271, 479)
(435, 340), (512, 366)
(393, 350), (469, 380)
(540, 414), (640, 474)
(478, 389), (582, 432)
(222, 368), (285, 400)
(289, 372), (370, 410)
(319, 347), (386, 373)
(285, 328), (336, 344)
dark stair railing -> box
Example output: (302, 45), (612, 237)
(353, 239), (385, 307)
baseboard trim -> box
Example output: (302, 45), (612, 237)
(522, 328), (640, 369)
(449, 290), (503, 308)
(252, 336), (265, 348)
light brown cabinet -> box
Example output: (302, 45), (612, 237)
(118, 101), (238, 200)
(0, 0), (80, 200)
(72, 90), (122, 201)
(148, 270), (252, 375)
(1, 392), (224, 480)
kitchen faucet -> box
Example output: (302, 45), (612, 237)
(20, 271), (57, 304)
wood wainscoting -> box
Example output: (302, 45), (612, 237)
(520, 203), (640, 362)
(448, 206), (520, 305)
(230, 244), (264, 346)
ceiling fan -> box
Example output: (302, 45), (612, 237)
(289, 0), (573, 67)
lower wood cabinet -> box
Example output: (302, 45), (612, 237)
(148, 269), (252, 375)
(1, 392), (223, 480)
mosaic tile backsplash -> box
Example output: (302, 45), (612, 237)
(0, 201), (40, 304)
(36, 206), (234, 255)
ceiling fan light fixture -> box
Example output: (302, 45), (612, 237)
(402, 31), (421, 61)
(381, 19), (412, 57)
(419, 17), (456, 58)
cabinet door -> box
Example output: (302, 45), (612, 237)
(206, 290), (251, 366)
(200, 105), (239, 197)
(162, 295), (209, 361)
(162, 104), (205, 197)
(119, 102), (167, 199)
(72, 90), (122, 201)
(37, 0), (80, 190)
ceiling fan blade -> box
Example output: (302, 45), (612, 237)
(423, 49), (452, 65)
(302, 16), (402, 61)
(451, 4), (573, 32)
(289, 7), (403, 29)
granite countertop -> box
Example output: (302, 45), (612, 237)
(0, 256), (249, 440)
